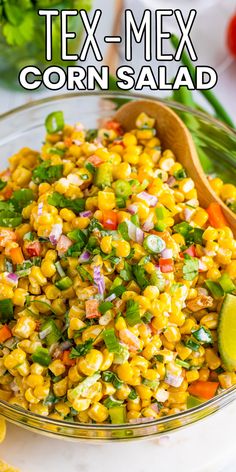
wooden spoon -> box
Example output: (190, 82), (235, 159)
(114, 99), (236, 236)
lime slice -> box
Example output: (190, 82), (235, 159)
(0, 417), (6, 443)
(218, 294), (236, 371)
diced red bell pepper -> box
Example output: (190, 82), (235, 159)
(159, 258), (174, 273)
(62, 350), (76, 366)
(102, 210), (118, 230)
(87, 155), (103, 167)
(26, 241), (41, 257)
(0, 325), (12, 343)
(104, 120), (123, 134)
(85, 299), (100, 318)
(180, 245), (196, 258)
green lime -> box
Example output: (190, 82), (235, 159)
(218, 294), (236, 371)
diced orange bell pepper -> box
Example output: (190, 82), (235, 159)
(61, 350), (76, 366)
(207, 202), (228, 228)
(0, 325), (12, 343)
(10, 246), (24, 265)
(188, 380), (219, 400)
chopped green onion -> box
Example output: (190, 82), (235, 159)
(109, 405), (126, 424)
(126, 300), (141, 326)
(40, 319), (61, 346)
(154, 221), (166, 232)
(55, 261), (66, 278)
(118, 222), (130, 241)
(113, 344), (129, 365)
(175, 358), (190, 369)
(142, 312), (152, 324)
(99, 301), (113, 315)
(192, 326), (213, 344)
(130, 214), (139, 226)
(185, 339), (200, 351)
(155, 207), (168, 220)
(143, 235), (165, 254)
(128, 388), (138, 400)
(102, 371), (123, 389)
(114, 180), (132, 198)
(108, 285), (126, 298)
(205, 280), (224, 298)
(45, 111), (64, 134)
(55, 276), (73, 290)
(70, 339), (94, 358)
(77, 266), (93, 282)
(0, 179), (7, 191)
(103, 328), (120, 353)
(32, 347), (51, 367)
(103, 396), (123, 408)
(0, 299), (13, 323)
(174, 168), (187, 180)
(218, 273), (236, 293)
(85, 162), (96, 174)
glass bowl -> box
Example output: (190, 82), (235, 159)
(0, 92), (236, 441)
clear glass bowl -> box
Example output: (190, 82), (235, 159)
(0, 92), (236, 441)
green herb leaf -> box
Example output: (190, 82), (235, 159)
(48, 192), (85, 214)
(132, 265), (149, 289)
(0, 180), (7, 191)
(126, 300), (141, 326)
(183, 254), (199, 281)
(70, 339), (94, 358)
(118, 222), (130, 241)
(32, 162), (63, 184)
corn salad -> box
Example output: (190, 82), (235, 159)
(0, 110), (235, 425)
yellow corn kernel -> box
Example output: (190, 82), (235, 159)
(13, 316), (36, 339)
(127, 397), (141, 411)
(117, 362), (134, 383)
(0, 283), (14, 299)
(12, 288), (28, 307)
(68, 365), (83, 384)
(205, 348), (221, 370)
(102, 382), (116, 396)
(26, 374), (44, 388)
(115, 316), (127, 331)
(34, 384), (50, 400)
(88, 402), (109, 422)
(220, 184), (236, 201)
(127, 410), (141, 420)
(200, 312), (218, 329)
(180, 318), (196, 334)
(30, 363), (45, 375)
(168, 392), (188, 404)
(100, 349), (114, 371)
(155, 362), (166, 379)
(191, 208), (209, 227)
(143, 285), (160, 300)
(164, 326), (181, 343)
(49, 359), (66, 376)
(218, 372), (234, 389)
(45, 250), (57, 261)
(78, 349), (103, 376)
(53, 378), (68, 397)
(4, 348), (26, 370)
(176, 343), (192, 361)
(209, 177), (223, 195)
(100, 236), (112, 254)
(98, 191), (115, 211)
(203, 227), (218, 241)
(216, 248), (232, 265)
(226, 261), (236, 279)
(186, 370), (200, 383)
(72, 398), (91, 412)
(25, 387), (40, 404)
(30, 266), (47, 286)
(136, 385), (153, 400)
(59, 208), (76, 221)
(17, 360), (30, 377)
(30, 404), (49, 416)
(41, 260), (56, 278)
(116, 384), (131, 400)
(55, 402), (70, 417)
(44, 284), (61, 300)
(12, 166), (31, 185)
(113, 240), (130, 258)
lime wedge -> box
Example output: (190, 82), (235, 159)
(0, 417), (6, 443)
(218, 294), (236, 371)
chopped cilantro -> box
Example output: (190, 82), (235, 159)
(32, 161), (63, 184)
(70, 339), (94, 358)
(183, 254), (199, 281)
(48, 192), (85, 214)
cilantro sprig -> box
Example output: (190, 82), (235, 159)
(183, 254), (199, 281)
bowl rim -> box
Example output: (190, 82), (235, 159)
(0, 90), (236, 433)
(0, 90), (235, 136)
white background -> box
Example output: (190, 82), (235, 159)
(0, 1), (236, 471)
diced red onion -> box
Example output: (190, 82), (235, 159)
(49, 224), (62, 245)
(126, 220), (144, 244)
(165, 373), (183, 387)
(60, 340), (72, 351)
(78, 251), (91, 263)
(142, 214), (154, 232)
(127, 204), (138, 215)
(167, 176), (176, 187)
(6, 272), (18, 284)
(137, 191), (158, 207)
(67, 173), (81, 185)
(38, 202), (43, 216)
(161, 248), (173, 259)
(183, 207), (195, 222)
(198, 260), (207, 272)
(75, 122), (84, 132)
(105, 293), (116, 302)
(93, 265), (105, 296)
(197, 287), (208, 296)
(79, 211), (93, 218)
(150, 403), (159, 413)
(129, 417), (155, 424)
(73, 139), (83, 146)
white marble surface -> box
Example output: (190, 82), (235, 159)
(0, 1), (236, 471)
